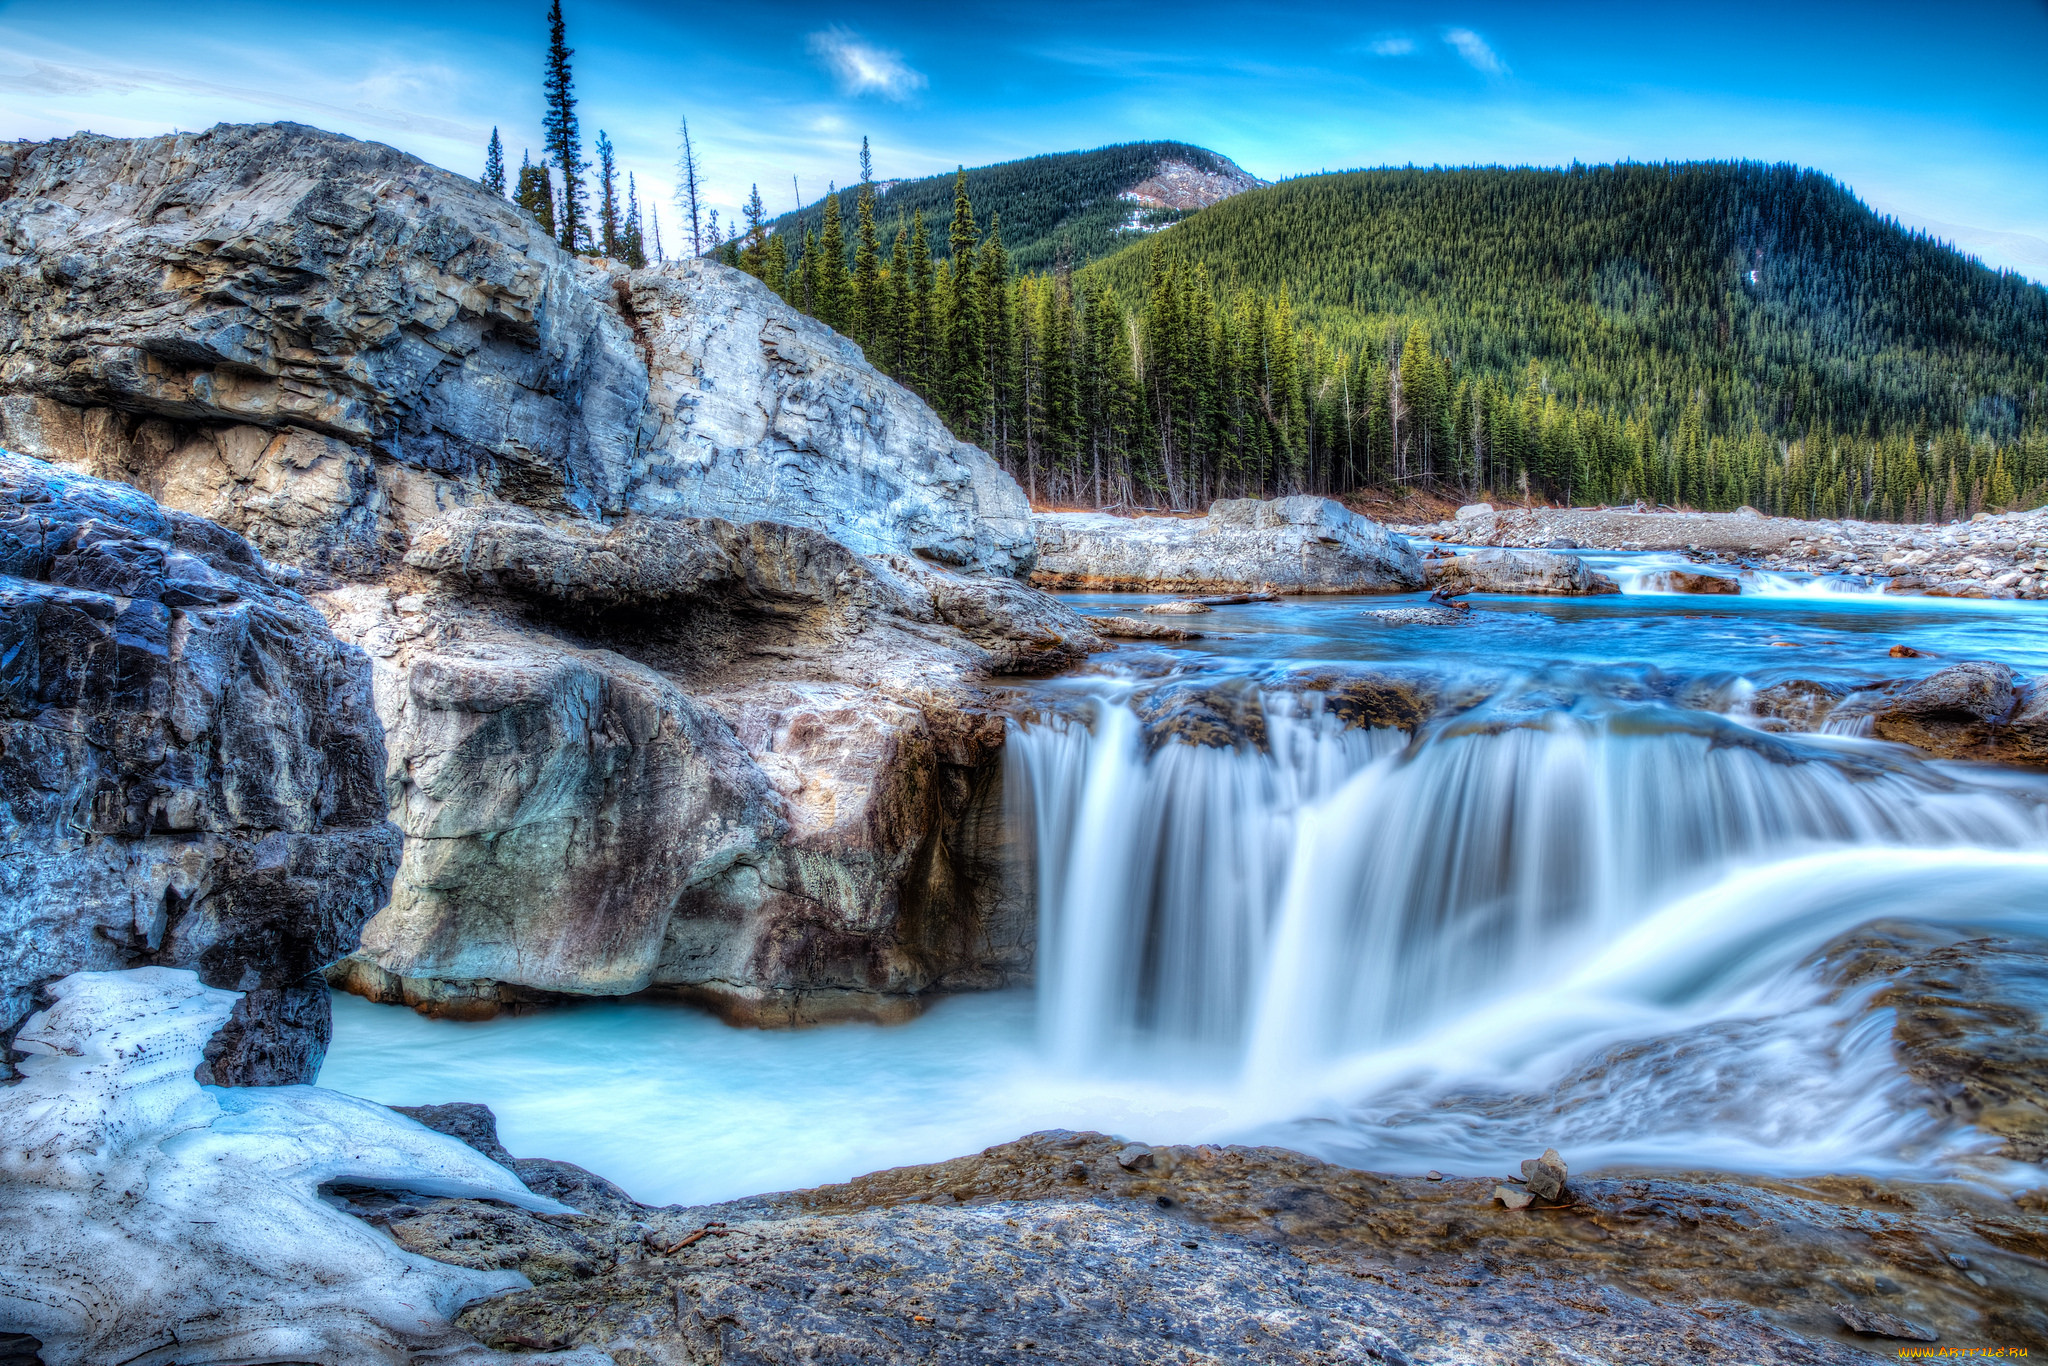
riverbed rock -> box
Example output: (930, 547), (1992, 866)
(0, 122), (1090, 1024)
(1830, 661), (2048, 766)
(1520, 1146), (1569, 1200)
(1747, 678), (1848, 732)
(1639, 568), (1741, 594)
(1400, 505), (2048, 601)
(0, 451), (401, 1081)
(389, 1124), (2046, 1364)
(1085, 614), (1203, 640)
(1364, 604), (1470, 625)
(1139, 599), (1212, 614)
(1030, 495), (1424, 594)
(1425, 547), (1620, 596)
(0, 968), (584, 1366)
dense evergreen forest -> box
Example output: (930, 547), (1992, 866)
(764, 142), (1233, 274)
(717, 159), (2048, 520)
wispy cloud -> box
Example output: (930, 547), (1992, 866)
(805, 28), (927, 102)
(1368, 36), (1417, 57)
(1443, 28), (1508, 77)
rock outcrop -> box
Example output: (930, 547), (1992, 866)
(0, 123), (1090, 1023)
(324, 504), (1096, 1023)
(1425, 547), (1621, 596)
(0, 451), (400, 1081)
(1030, 495), (1423, 594)
(0, 123), (1031, 577)
(0, 968), (594, 1366)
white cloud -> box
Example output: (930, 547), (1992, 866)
(805, 28), (927, 102)
(1368, 36), (1416, 57)
(1443, 28), (1508, 76)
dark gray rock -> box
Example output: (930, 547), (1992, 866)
(0, 451), (401, 1081)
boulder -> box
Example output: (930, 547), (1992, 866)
(0, 967), (583, 1366)
(0, 452), (401, 1082)
(1030, 496), (1423, 595)
(1638, 568), (1740, 595)
(1831, 662), (2048, 766)
(1426, 548), (1620, 596)
(1086, 615), (1203, 640)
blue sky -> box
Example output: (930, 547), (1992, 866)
(3, 0), (2045, 278)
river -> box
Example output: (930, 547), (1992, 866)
(321, 564), (2048, 1206)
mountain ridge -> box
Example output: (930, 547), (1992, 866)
(765, 141), (1264, 273)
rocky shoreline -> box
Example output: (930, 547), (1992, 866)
(1400, 504), (2048, 599)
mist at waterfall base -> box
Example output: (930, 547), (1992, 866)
(322, 581), (2048, 1206)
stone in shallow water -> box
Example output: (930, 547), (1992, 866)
(1832, 1302), (1938, 1341)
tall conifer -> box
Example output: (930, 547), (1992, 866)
(482, 128), (506, 196)
(595, 131), (620, 257)
(853, 180), (883, 349)
(514, 151), (555, 238)
(817, 186), (849, 332)
(542, 0), (587, 251)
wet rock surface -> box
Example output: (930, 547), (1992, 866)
(1748, 661), (2048, 767)
(381, 1123), (2048, 1365)
(0, 452), (400, 1081)
(1032, 496), (1423, 595)
(1424, 547), (1620, 595)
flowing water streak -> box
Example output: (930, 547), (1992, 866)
(1013, 688), (2048, 1091)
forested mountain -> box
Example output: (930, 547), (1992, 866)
(764, 142), (1262, 273)
(1085, 163), (2048, 445)
(716, 160), (2048, 520)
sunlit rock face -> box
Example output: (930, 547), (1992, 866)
(1031, 496), (1424, 594)
(0, 122), (1031, 577)
(0, 967), (594, 1366)
(0, 122), (1078, 1021)
(0, 451), (400, 1082)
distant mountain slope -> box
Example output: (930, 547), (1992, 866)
(1084, 161), (2048, 440)
(768, 142), (1263, 274)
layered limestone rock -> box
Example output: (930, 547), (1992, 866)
(0, 122), (1083, 1022)
(1425, 546), (1621, 596)
(1030, 495), (1423, 594)
(0, 967), (596, 1366)
(0, 124), (1032, 578)
(0, 451), (400, 1082)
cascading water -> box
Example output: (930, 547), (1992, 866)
(1011, 677), (2048, 1177)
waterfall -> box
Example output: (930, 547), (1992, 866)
(1010, 687), (2048, 1085)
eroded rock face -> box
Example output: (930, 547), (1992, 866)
(0, 122), (1083, 1023)
(0, 452), (400, 1081)
(1426, 547), (1621, 596)
(324, 505), (1097, 1022)
(1031, 495), (1423, 594)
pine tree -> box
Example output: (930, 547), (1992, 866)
(595, 130), (620, 257)
(944, 171), (985, 430)
(908, 210), (935, 391)
(884, 222), (912, 377)
(817, 186), (849, 332)
(675, 117), (704, 256)
(514, 151), (555, 239)
(740, 184), (768, 280)
(853, 178), (883, 349)
(650, 205), (663, 263)
(622, 173), (647, 267)
(482, 128), (506, 196)
(542, 0), (587, 251)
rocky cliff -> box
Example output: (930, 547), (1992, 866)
(0, 122), (1092, 1023)
(0, 451), (401, 1082)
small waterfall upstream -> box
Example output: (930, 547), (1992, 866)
(1009, 682), (2048, 1173)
